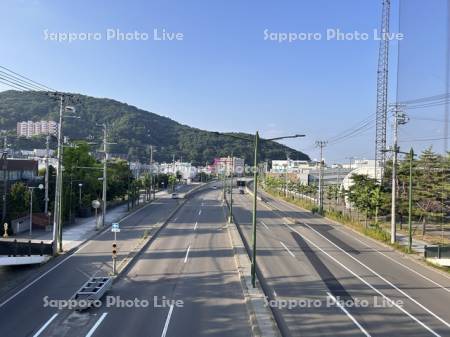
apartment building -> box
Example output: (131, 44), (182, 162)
(16, 121), (58, 138)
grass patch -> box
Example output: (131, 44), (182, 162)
(142, 229), (149, 239)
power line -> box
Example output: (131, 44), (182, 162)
(0, 70), (46, 91)
(0, 75), (41, 91)
(0, 65), (55, 91)
(399, 136), (450, 143)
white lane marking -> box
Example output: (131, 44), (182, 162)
(0, 202), (156, 308)
(286, 224), (441, 337)
(194, 222), (198, 230)
(266, 196), (450, 316)
(260, 221), (270, 230)
(327, 292), (371, 337)
(161, 304), (174, 337)
(0, 254), (74, 308)
(198, 209), (202, 216)
(184, 246), (191, 263)
(280, 241), (295, 258)
(32, 313), (59, 337)
(303, 223), (450, 329)
(85, 312), (108, 337)
(333, 226), (450, 291)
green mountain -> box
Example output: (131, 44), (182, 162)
(0, 90), (310, 165)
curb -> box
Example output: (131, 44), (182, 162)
(223, 199), (281, 337)
(114, 182), (210, 279)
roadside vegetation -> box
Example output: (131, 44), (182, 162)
(262, 148), (450, 250)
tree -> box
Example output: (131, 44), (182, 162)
(168, 175), (177, 192)
(8, 182), (30, 220)
(413, 148), (449, 234)
(347, 174), (382, 227)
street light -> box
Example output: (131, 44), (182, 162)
(78, 183), (83, 209)
(215, 131), (305, 287)
(28, 184), (44, 237)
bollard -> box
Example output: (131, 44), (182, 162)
(28, 240), (32, 256)
(3, 223), (8, 238)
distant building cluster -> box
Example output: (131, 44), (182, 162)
(16, 121), (58, 138)
(269, 158), (377, 189)
(212, 157), (245, 176)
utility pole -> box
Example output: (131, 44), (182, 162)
(102, 123), (107, 227)
(2, 136), (8, 224)
(50, 92), (78, 254)
(53, 94), (64, 254)
(390, 105), (408, 244)
(316, 141), (327, 214)
(44, 135), (50, 215)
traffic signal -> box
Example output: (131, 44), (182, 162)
(112, 243), (117, 258)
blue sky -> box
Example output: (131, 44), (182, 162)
(2, 0), (445, 163)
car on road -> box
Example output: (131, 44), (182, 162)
(212, 185), (217, 189)
(171, 193), (179, 199)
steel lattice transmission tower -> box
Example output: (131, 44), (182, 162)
(374, 0), (391, 180)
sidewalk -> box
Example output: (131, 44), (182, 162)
(13, 191), (167, 252)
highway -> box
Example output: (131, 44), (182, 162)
(0, 187), (185, 336)
(231, 187), (450, 337)
(0, 185), (253, 337)
(1, 181), (450, 337)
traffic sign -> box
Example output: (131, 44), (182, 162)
(111, 223), (120, 233)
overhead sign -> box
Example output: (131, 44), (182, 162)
(111, 223), (120, 233)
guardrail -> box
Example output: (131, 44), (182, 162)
(424, 244), (450, 259)
(0, 239), (52, 256)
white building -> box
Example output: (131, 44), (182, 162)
(160, 162), (198, 180)
(271, 159), (317, 174)
(16, 121), (58, 138)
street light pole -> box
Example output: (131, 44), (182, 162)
(29, 188), (33, 237)
(215, 131), (305, 288)
(229, 164), (233, 223)
(28, 184), (43, 237)
(408, 147), (414, 252)
(78, 183), (83, 209)
(251, 131), (259, 288)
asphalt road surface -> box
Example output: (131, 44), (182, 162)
(0, 189), (183, 336)
(0, 185), (253, 337)
(231, 187), (450, 337)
